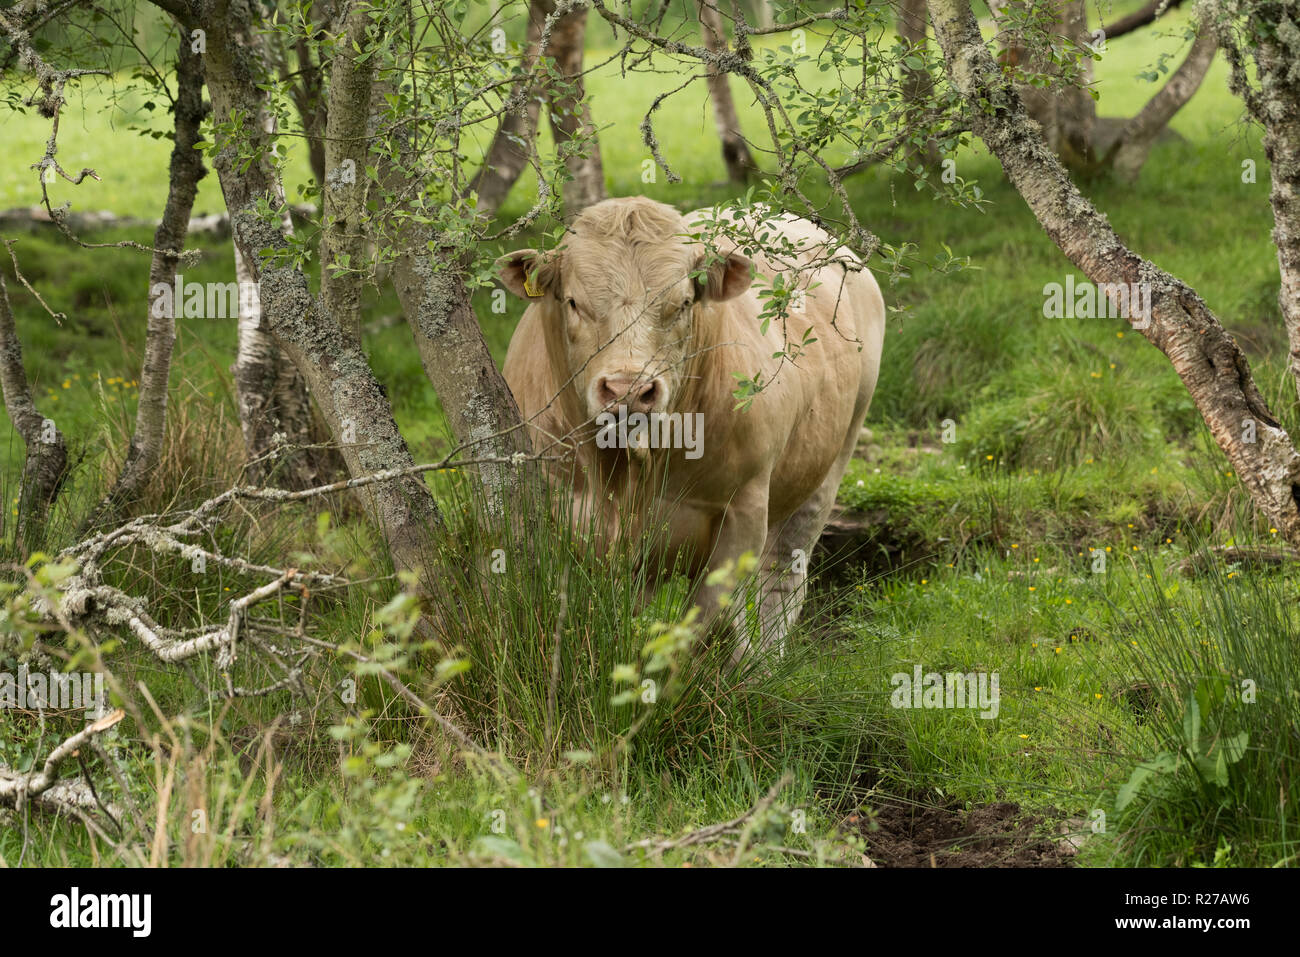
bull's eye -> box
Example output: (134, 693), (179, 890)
(567, 297), (578, 312)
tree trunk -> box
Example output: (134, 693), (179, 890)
(389, 241), (532, 512)
(319, 0), (375, 345)
(1261, 60), (1300, 414)
(94, 33), (206, 522)
(231, 237), (340, 489)
(233, 213), (445, 577)
(200, 0), (442, 577)
(1055, 0), (1095, 168)
(208, 14), (341, 490)
(697, 0), (757, 183)
(0, 273), (67, 549)
(468, 0), (547, 221)
(289, 36), (328, 192)
(274, 1), (339, 190)
(1108, 26), (1217, 182)
(378, 81), (532, 511)
(928, 0), (1300, 543)
(230, 194), (340, 489)
(992, 0), (1094, 170)
(542, 2), (606, 217)
(990, 1), (1055, 151)
(1213, 7), (1300, 410)
(898, 0), (939, 173)
(469, 0), (605, 220)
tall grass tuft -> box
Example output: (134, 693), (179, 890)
(1095, 545), (1300, 867)
(410, 470), (894, 797)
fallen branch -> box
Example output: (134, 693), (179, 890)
(0, 709), (126, 819)
(1173, 545), (1300, 578)
(624, 773), (793, 858)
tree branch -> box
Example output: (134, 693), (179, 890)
(927, 0), (1300, 543)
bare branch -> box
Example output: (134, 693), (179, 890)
(0, 710), (126, 818)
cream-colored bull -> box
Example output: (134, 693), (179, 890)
(498, 196), (885, 661)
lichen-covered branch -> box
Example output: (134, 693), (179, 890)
(928, 0), (1300, 543)
(1107, 19), (1218, 182)
(1212, 0), (1300, 408)
(92, 27), (208, 524)
(0, 269), (67, 548)
(0, 710), (125, 819)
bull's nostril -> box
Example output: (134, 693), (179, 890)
(595, 377), (614, 404)
(595, 375), (661, 413)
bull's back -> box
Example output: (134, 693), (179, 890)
(696, 212), (884, 520)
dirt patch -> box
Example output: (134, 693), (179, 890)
(847, 799), (1077, 868)
(813, 507), (935, 583)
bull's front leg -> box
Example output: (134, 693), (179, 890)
(688, 482), (771, 668)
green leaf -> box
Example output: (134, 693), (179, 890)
(1213, 748), (1229, 786)
(1195, 675), (1228, 717)
(1221, 731), (1249, 764)
(1193, 751), (1228, 788)
(434, 657), (471, 681)
(1182, 695), (1201, 754)
(584, 841), (625, 867)
(1116, 763), (1155, 813)
(473, 836), (527, 863)
(1116, 751), (1178, 812)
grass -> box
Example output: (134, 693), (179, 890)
(0, 5), (1296, 866)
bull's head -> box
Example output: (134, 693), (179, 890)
(497, 198), (752, 426)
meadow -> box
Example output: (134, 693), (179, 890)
(0, 5), (1295, 867)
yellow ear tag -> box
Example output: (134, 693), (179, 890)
(523, 274), (542, 298)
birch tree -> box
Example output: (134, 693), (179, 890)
(469, 0), (607, 220)
(0, 271), (67, 549)
(1210, 0), (1300, 408)
(95, 31), (206, 521)
(698, 0), (758, 183)
(927, 0), (1300, 541)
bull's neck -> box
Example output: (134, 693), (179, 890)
(673, 300), (728, 420)
(538, 299), (589, 444)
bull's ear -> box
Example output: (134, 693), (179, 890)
(496, 249), (559, 299)
(695, 251), (753, 302)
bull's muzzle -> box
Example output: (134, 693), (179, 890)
(593, 374), (665, 415)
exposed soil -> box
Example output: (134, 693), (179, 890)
(813, 507), (935, 583)
(846, 799), (1078, 868)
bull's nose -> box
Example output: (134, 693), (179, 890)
(596, 375), (662, 414)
